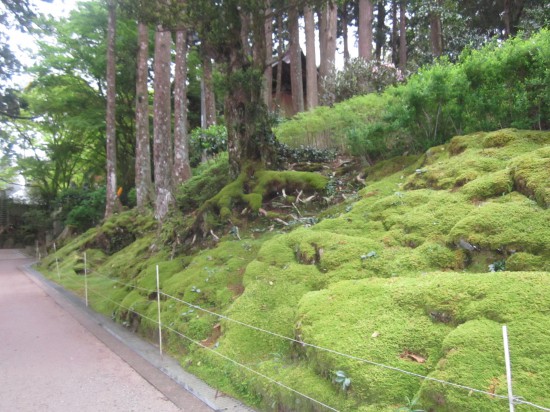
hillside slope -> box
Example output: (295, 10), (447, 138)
(39, 129), (550, 411)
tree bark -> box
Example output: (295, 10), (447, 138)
(105, 0), (118, 218)
(358, 0), (374, 61)
(174, 27), (191, 186)
(153, 26), (174, 221)
(289, 3), (304, 114)
(503, 0), (511, 38)
(202, 53), (216, 128)
(391, 0), (398, 65)
(275, 14), (283, 108)
(341, 2), (350, 65)
(135, 21), (154, 210)
(263, 1), (273, 109)
(399, 0), (407, 69)
(304, 5), (318, 110)
(319, 1), (337, 79)
(375, 1), (386, 61)
(429, 1), (443, 58)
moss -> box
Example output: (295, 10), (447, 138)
(461, 169), (513, 200)
(35, 129), (550, 412)
(198, 168), (328, 230)
(176, 154), (231, 213)
(506, 252), (549, 271)
(510, 146), (550, 208)
(482, 128), (519, 148)
(296, 273), (550, 410)
(363, 155), (421, 182)
(85, 209), (156, 255)
(448, 194), (550, 255)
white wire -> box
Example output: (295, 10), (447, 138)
(87, 286), (339, 412)
(89, 270), (156, 294)
(161, 323), (340, 412)
(74, 271), (550, 411)
(87, 287), (158, 324)
(160, 291), (550, 411)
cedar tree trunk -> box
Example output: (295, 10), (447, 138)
(105, 0), (118, 218)
(153, 26), (174, 220)
(304, 5), (318, 110)
(135, 21), (154, 209)
(174, 27), (192, 185)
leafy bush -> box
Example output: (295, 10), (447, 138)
(189, 124), (228, 167)
(276, 93), (393, 151)
(321, 58), (405, 105)
(389, 30), (549, 149)
(59, 186), (106, 232)
(276, 142), (336, 163)
(276, 30), (550, 159)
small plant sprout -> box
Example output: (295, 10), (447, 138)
(333, 370), (351, 391)
(488, 259), (506, 272)
(361, 251), (378, 261)
(396, 394), (425, 412)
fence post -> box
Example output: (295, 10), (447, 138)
(84, 252), (88, 307)
(54, 242), (60, 280)
(503, 325), (515, 412)
(156, 265), (163, 356)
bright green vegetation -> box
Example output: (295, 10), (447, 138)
(38, 129), (550, 411)
(276, 30), (550, 162)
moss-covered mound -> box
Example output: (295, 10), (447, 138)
(38, 129), (550, 412)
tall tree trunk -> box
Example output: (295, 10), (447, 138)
(105, 0), (117, 218)
(263, 1), (273, 109)
(358, 0), (374, 61)
(503, 0), (511, 38)
(135, 21), (153, 210)
(429, 1), (443, 58)
(275, 14), (283, 108)
(318, 0), (337, 103)
(399, 0), (407, 69)
(319, 1), (337, 79)
(289, 4), (304, 114)
(202, 53), (216, 127)
(174, 27), (191, 186)
(390, 0), (398, 65)
(153, 26), (173, 221)
(375, 1), (386, 61)
(223, 9), (275, 177)
(341, 2), (350, 65)
(304, 5), (318, 110)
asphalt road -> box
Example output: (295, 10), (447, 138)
(0, 249), (213, 412)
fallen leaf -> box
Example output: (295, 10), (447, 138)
(400, 350), (426, 363)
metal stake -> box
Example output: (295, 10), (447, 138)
(54, 242), (60, 279)
(156, 265), (163, 356)
(84, 252), (88, 307)
(503, 325), (515, 412)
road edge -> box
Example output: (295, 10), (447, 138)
(22, 262), (255, 412)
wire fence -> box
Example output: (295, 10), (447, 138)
(45, 252), (550, 412)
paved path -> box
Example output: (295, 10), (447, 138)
(0, 249), (213, 412)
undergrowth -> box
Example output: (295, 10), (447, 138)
(37, 129), (550, 412)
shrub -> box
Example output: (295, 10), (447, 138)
(189, 124), (228, 167)
(321, 58), (405, 105)
(61, 187), (106, 232)
(276, 30), (550, 158)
